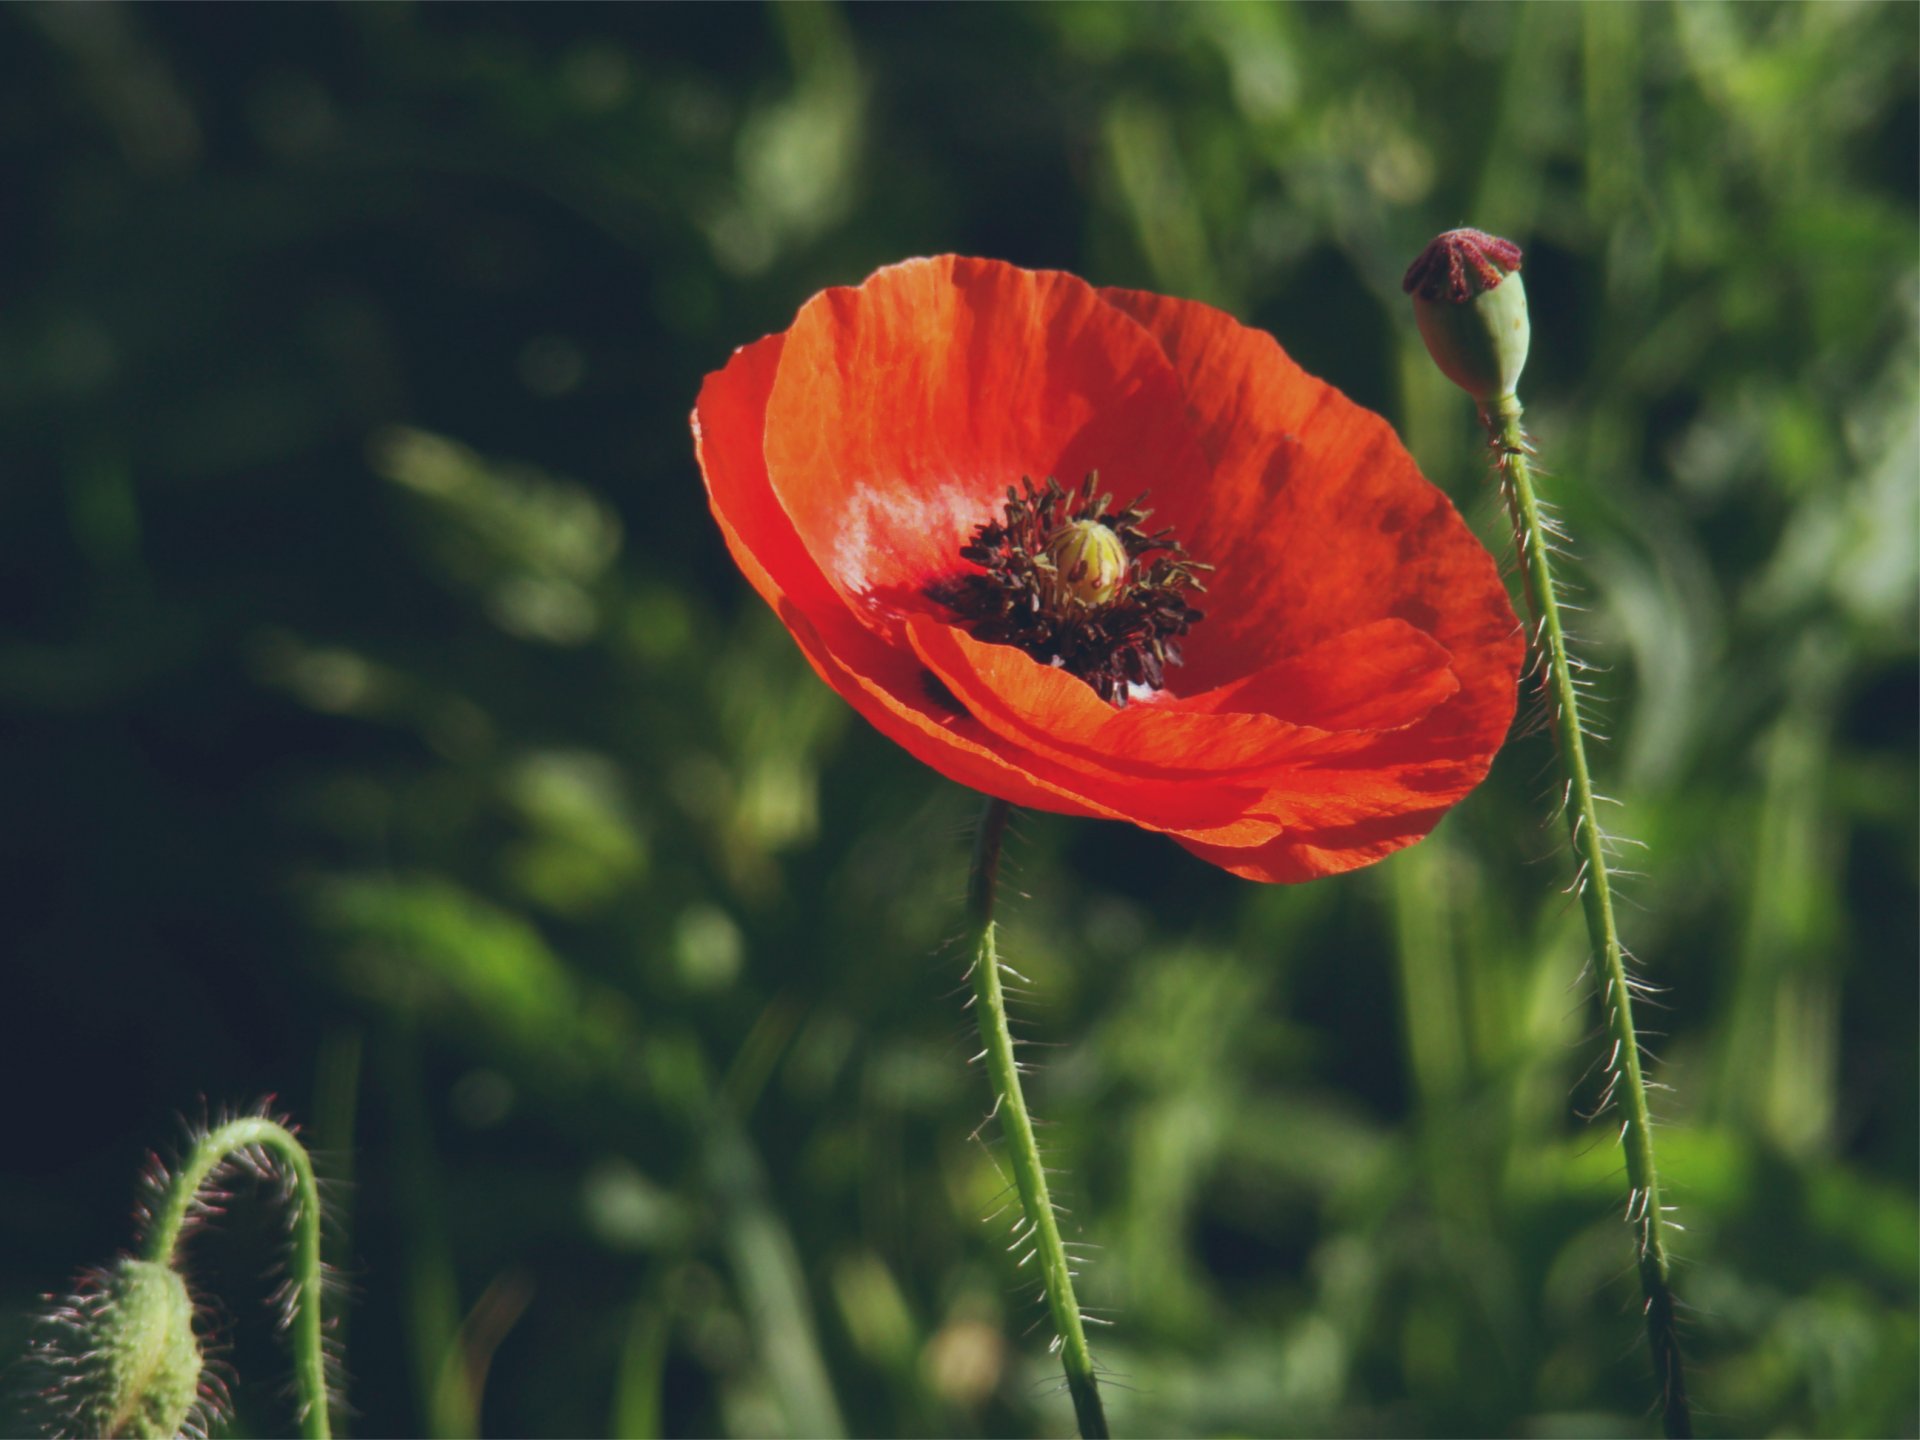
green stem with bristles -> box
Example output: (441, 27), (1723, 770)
(147, 1116), (333, 1440)
(1484, 395), (1690, 1439)
(966, 798), (1109, 1439)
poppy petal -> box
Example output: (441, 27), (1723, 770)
(763, 257), (1210, 634)
(1097, 286), (1522, 734)
(694, 333), (824, 618)
(906, 614), (1290, 825)
(905, 614), (1480, 857)
(1167, 618), (1458, 732)
(695, 331), (1213, 828)
(1173, 807), (1460, 883)
(909, 613), (1456, 782)
(776, 599), (1101, 816)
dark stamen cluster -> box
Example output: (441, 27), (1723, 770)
(927, 473), (1210, 706)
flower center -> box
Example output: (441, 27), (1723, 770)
(1041, 519), (1130, 609)
(927, 473), (1210, 706)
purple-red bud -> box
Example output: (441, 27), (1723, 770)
(1403, 228), (1530, 404)
(1402, 228), (1523, 303)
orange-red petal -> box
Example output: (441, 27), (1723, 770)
(694, 315), (1224, 829)
(761, 257), (1210, 635)
(1099, 285), (1523, 847)
(1098, 286), (1519, 711)
(1173, 807), (1460, 883)
(696, 332), (1086, 815)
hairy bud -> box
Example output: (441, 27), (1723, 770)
(35, 1257), (209, 1440)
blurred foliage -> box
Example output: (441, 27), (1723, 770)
(1, 3), (1914, 1437)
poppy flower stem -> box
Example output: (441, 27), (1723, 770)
(1483, 396), (1690, 1440)
(966, 797), (1110, 1440)
(146, 1115), (334, 1439)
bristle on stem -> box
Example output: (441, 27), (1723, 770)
(1483, 393), (1691, 1439)
(964, 798), (1108, 1439)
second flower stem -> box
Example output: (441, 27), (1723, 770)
(146, 1115), (333, 1440)
(966, 798), (1109, 1440)
(1486, 396), (1690, 1439)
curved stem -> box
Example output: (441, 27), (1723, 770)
(966, 798), (1109, 1439)
(1484, 396), (1690, 1439)
(147, 1116), (333, 1439)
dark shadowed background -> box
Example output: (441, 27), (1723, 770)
(2, 4), (1915, 1436)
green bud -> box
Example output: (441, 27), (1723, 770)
(1042, 519), (1130, 609)
(90, 1259), (204, 1439)
(1403, 228), (1530, 404)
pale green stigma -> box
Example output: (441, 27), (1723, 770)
(1042, 519), (1130, 609)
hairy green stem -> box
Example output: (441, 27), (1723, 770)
(146, 1116), (333, 1439)
(1484, 396), (1690, 1439)
(966, 798), (1109, 1440)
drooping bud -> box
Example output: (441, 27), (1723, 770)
(96, 1260), (205, 1439)
(1042, 519), (1130, 609)
(38, 1258), (207, 1439)
(1403, 228), (1529, 405)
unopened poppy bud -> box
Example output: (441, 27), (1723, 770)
(81, 1258), (205, 1439)
(1403, 228), (1529, 405)
(1043, 519), (1130, 608)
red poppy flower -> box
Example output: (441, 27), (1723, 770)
(694, 257), (1522, 882)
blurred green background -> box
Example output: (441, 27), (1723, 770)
(2, 4), (1914, 1436)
